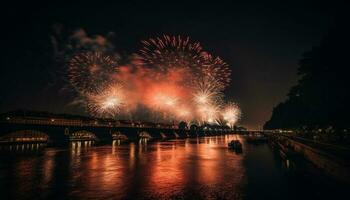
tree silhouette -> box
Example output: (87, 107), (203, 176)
(265, 20), (350, 131)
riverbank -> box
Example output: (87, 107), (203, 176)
(268, 133), (350, 183)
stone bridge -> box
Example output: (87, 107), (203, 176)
(0, 121), (231, 145)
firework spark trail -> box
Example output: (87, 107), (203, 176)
(201, 53), (231, 89)
(192, 76), (223, 105)
(68, 52), (118, 94)
(86, 83), (125, 117)
(196, 102), (222, 125)
(222, 102), (242, 127)
(66, 35), (241, 126)
(139, 35), (204, 86)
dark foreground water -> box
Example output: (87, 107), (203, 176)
(0, 135), (347, 200)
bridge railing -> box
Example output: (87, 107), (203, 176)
(271, 132), (350, 160)
(1, 117), (179, 129)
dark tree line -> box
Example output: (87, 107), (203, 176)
(264, 21), (350, 131)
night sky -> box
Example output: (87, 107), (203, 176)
(0, 1), (341, 129)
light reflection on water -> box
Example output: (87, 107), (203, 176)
(0, 135), (244, 199)
(0, 135), (346, 200)
(0, 143), (46, 152)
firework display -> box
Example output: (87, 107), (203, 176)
(67, 35), (241, 126)
(222, 103), (242, 127)
(139, 35), (203, 73)
(86, 83), (125, 117)
(68, 52), (118, 93)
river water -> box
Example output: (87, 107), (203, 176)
(0, 135), (347, 200)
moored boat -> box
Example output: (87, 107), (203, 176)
(228, 140), (242, 151)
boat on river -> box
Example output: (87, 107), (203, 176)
(228, 140), (242, 152)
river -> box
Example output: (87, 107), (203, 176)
(0, 135), (347, 200)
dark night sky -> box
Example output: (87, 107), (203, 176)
(0, 1), (342, 129)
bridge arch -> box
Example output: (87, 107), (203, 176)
(111, 131), (128, 140)
(138, 131), (152, 139)
(69, 130), (96, 141)
(160, 132), (167, 139)
(173, 132), (180, 138)
(0, 130), (49, 143)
